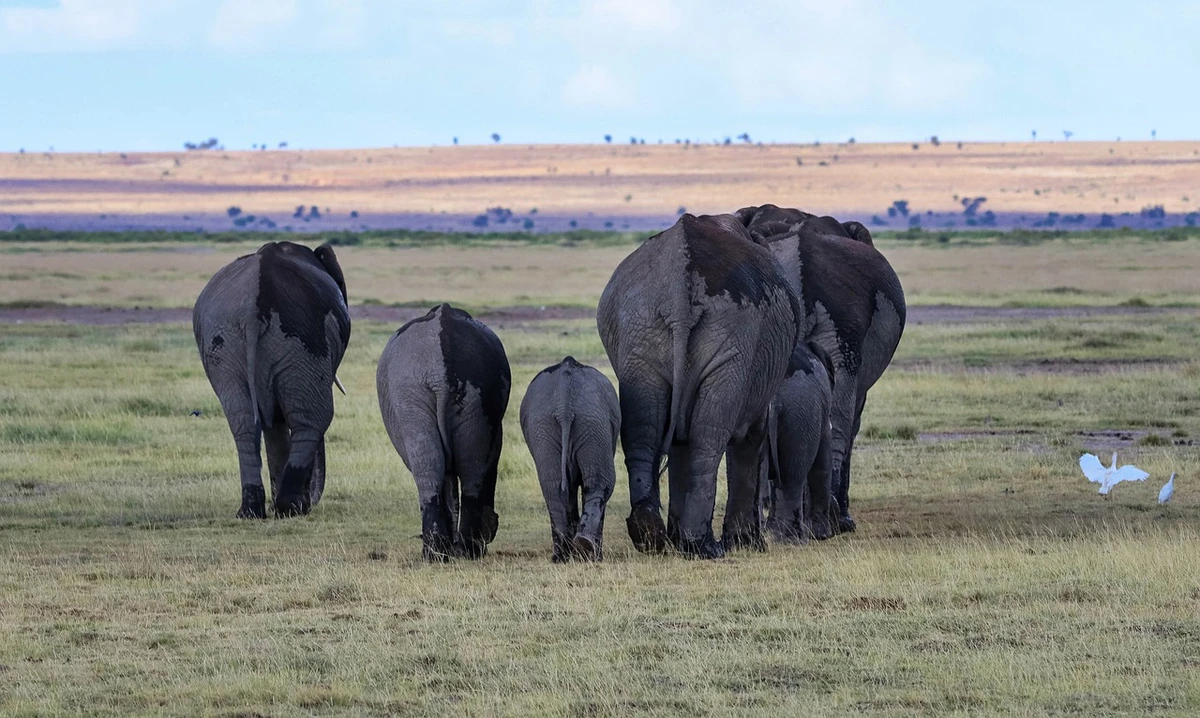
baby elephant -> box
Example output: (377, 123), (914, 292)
(377, 304), (511, 561)
(765, 340), (837, 543)
(520, 357), (620, 562)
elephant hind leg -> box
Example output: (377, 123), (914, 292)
(233, 431), (266, 519)
(274, 432), (321, 517)
(722, 426), (768, 552)
(262, 413), (290, 504)
(574, 460), (615, 562)
(672, 427), (726, 559)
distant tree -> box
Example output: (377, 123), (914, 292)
(795, 157), (803, 166)
(930, 135), (940, 146)
(737, 132), (751, 143)
(848, 137), (856, 144)
(522, 218), (535, 230)
(604, 134), (612, 143)
(293, 205), (304, 219)
(308, 206), (320, 219)
(491, 133), (501, 143)
(957, 141), (963, 149)
(723, 137), (732, 145)
(226, 206), (242, 218)
(278, 141), (288, 148)
(453, 137), (459, 145)
(350, 210), (359, 218)
(1063, 130), (1074, 141)
(1151, 129), (1157, 140)
(912, 143), (919, 150)
(1031, 130), (1037, 141)
(630, 136), (637, 144)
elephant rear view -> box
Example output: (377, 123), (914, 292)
(193, 241), (351, 518)
(520, 356), (620, 562)
(598, 213), (799, 558)
(765, 340), (837, 544)
(735, 204), (906, 533)
(376, 304), (511, 561)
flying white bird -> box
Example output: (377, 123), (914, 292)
(1158, 473), (1176, 504)
(1079, 452), (1149, 496)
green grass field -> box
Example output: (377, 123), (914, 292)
(2, 233), (1200, 716)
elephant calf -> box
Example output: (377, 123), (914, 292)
(765, 341), (837, 543)
(376, 304), (510, 561)
(520, 357), (620, 562)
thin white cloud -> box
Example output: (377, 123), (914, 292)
(561, 64), (634, 109)
(0, 0), (146, 52)
(208, 0), (297, 51)
(585, 0), (680, 32)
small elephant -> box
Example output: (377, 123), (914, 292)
(193, 241), (350, 519)
(376, 304), (510, 561)
(520, 356), (620, 562)
(765, 340), (837, 544)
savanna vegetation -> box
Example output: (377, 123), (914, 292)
(1, 235), (1199, 716)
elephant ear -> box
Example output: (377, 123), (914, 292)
(732, 206), (760, 227)
(313, 243), (348, 305)
(807, 340), (836, 389)
(841, 221), (874, 246)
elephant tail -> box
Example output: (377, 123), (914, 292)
(434, 387), (454, 477)
(767, 403), (781, 488)
(657, 318), (691, 475)
(559, 413), (573, 494)
(243, 320), (264, 429)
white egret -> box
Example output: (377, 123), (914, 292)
(1079, 451), (1149, 496)
(1158, 473), (1176, 504)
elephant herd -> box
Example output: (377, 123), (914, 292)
(192, 205), (905, 561)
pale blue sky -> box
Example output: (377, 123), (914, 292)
(0, 0), (1194, 152)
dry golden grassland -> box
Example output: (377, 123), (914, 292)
(1, 237), (1200, 715)
(2, 140), (1198, 220)
(4, 235), (1200, 311)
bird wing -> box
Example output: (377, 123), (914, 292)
(1079, 454), (1107, 484)
(1110, 465), (1149, 484)
(1102, 465), (1149, 493)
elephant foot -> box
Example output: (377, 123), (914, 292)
(480, 507), (499, 543)
(767, 521), (810, 546)
(572, 533), (602, 562)
(456, 535), (488, 560)
(236, 485), (267, 519)
(837, 514), (857, 534)
(274, 493), (311, 518)
(673, 531), (725, 560)
(810, 517), (835, 541)
(627, 506), (668, 554)
(422, 533), (455, 563)
(722, 522), (767, 552)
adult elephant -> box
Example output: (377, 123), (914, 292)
(734, 204), (906, 532)
(194, 241), (351, 518)
(598, 213), (799, 558)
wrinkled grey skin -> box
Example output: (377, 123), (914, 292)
(598, 213), (799, 559)
(376, 304), (511, 561)
(735, 204), (906, 533)
(520, 356), (620, 563)
(193, 241), (350, 519)
(764, 340), (836, 544)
